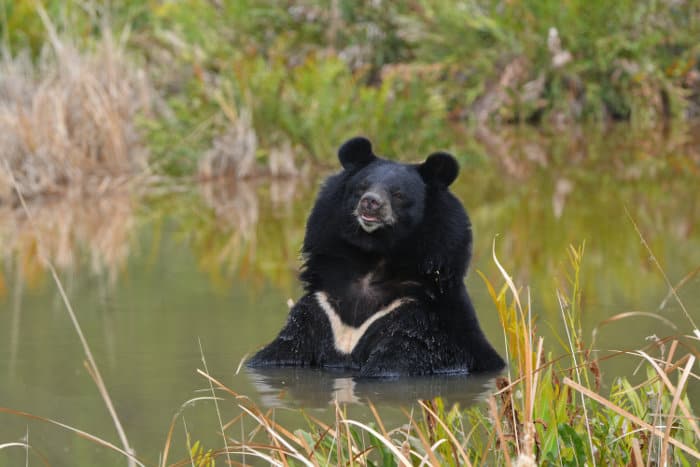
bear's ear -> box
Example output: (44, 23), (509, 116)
(338, 137), (376, 170)
(418, 152), (459, 187)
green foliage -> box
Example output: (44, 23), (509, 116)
(557, 423), (587, 466)
(188, 438), (216, 467)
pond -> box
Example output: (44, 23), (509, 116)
(1, 125), (699, 465)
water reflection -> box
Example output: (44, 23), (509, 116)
(2, 125), (698, 297)
(247, 367), (501, 408)
(0, 186), (137, 286)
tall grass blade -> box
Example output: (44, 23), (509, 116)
(625, 207), (697, 330)
(661, 355), (696, 464)
(197, 338), (232, 467)
(341, 419), (412, 466)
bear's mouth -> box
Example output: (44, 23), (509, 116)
(358, 213), (383, 233)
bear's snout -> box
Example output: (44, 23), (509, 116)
(359, 192), (383, 214)
(355, 190), (393, 233)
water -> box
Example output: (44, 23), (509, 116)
(1, 126), (699, 465)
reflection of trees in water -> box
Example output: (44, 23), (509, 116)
(0, 187), (137, 287)
(0, 174), (311, 293)
(192, 176), (309, 290)
(463, 125), (700, 315)
(473, 124), (700, 183)
(0, 187), (137, 380)
(1, 125), (698, 302)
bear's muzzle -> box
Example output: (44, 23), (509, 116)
(355, 190), (394, 233)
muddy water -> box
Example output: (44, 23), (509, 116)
(1, 126), (699, 465)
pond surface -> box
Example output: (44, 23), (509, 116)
(1, 125), (699, 465)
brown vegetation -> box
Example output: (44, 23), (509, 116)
(0, 27), (153, 204)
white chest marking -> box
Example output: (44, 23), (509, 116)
(315, 291), (406, 355)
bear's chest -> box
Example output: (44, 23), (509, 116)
(315, 291), (407, 355)
(318, 265), (423, 321)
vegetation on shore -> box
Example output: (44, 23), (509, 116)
(2, 0), (700, 183)
(0, 5), (154, 204)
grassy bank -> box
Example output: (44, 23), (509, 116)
(2, 1), (700, 180)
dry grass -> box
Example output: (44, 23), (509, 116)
(0, 16), (153, 204)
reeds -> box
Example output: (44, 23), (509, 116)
(475, 242), (699, 465)
(0, 10), (153, 204)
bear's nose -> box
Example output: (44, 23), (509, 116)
(359, 192), (383, 212)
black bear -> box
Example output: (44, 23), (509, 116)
(247, 137), (505, 377)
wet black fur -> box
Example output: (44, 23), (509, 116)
(247, 137), (505, 377)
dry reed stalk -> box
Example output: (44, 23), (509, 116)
(197, 339), (233, 467)
(367, 401), (388, 439)
(490, 239), (523, 453)
(625, 207), (698, 331)
(633, 351), (700, 442)
(403, 406), (441, 466)
(0, 442), (29, 451)
(660, 355), (695, 464)
(341, 420), (412, 467)
(417, 400), (474, 467)
(0, 407), (143, 466)
(160, 412), (178, 467)
(195, 368), (320, 466)
(492, 238), (554, 462)
(488, 396), (512, 466)
(630, 438), (644, 467)
(237, 405), (307, 466)
(557, 289), (596, 463)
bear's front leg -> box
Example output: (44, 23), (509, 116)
(247, 296), (319, 368)
(358, 337), (435, 377)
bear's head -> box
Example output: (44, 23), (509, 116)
(326, 137), (460, 253)
(302, 137), (472, 290)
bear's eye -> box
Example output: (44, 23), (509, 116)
(391, 190), (404, 201)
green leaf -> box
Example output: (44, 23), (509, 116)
(558, 423), (587, 466)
